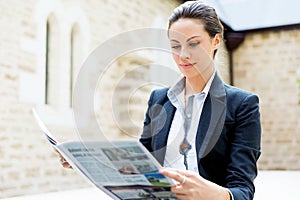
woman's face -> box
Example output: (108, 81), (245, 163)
(168, 18), (221, 80)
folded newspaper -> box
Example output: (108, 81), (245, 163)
(32, 109), (179, 200)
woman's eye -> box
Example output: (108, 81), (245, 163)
(189, 42), (199, 47)
(171, 45), (181, 49)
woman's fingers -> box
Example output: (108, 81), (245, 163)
(159, 167), (197, 187)
(53, 147), (72, 169)
(160, 168), (185, 183)
(60, 158), (72, 169)
(160, 167), (196, 178)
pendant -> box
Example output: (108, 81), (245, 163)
(179, 138), (192, 155)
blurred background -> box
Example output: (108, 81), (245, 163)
(0, 0), (300, 199)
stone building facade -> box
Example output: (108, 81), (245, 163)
(0, 0), (181, 198)
(232, 28), (300, 170)
(1, 0), (300, 198)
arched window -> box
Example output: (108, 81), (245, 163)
(45, 19), (50, 104)
(70, 23), (81, 107)
(45, 13), (60, 106)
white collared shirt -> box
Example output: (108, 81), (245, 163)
(164, 73), (215, 173)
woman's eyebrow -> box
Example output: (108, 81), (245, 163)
(170, 35), (201, 43)
(170, 39), (180, 43)
(186, 36), (201, 42)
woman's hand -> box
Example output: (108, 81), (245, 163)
(159, 168), (230, 200)
(53, 148), (73, 169)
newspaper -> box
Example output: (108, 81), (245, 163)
(33, 109), (179, 200)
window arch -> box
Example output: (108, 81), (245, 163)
(70, 23), (82, 107)
(45, 13), (60, 106)
(34, 1), (90, 111)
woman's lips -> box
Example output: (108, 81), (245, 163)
(180, 63), (195, 69)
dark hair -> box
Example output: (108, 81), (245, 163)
(168, 1), (224, 38)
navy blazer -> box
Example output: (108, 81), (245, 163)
(140, 74), (261, 200)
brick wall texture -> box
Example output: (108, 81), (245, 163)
(0, 0), (300, 198)
(233, 29), (300, 170)
(0, 0), (180, 198)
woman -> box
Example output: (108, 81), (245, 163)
(140, 1), (261, 200)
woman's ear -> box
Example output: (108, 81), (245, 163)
(213, 34), (222, 50)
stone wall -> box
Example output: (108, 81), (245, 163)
(0, 0), (180, 198)
(233, 29), (300, 170)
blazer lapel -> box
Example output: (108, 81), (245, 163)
(152, 100), (176, 165)
(196, 74), (227, 159)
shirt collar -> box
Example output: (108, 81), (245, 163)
(201, 71), (215, 96)
(167, 77), (185, 109)
(167, 72), (216, 107)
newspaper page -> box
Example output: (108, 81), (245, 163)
(33, 109), (179, 200)
(58, 141), (179, 200)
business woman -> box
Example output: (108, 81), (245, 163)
(140, 1), (261, 200)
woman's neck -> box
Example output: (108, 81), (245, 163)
(185, 69), (214, 95)
(185, 76), (205, 95)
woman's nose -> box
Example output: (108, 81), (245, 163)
(179, 48), (190, 59)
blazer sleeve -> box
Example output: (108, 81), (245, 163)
(139, 90), (156, 152)
(139, 88), (171, 154)
(226, 94), (262, 200)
